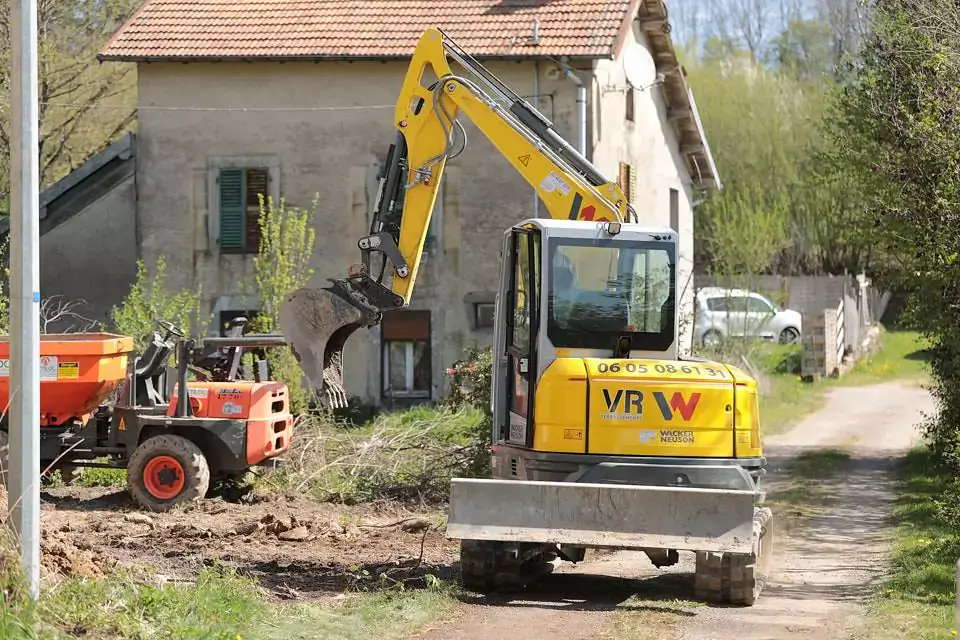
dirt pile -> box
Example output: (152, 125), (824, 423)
(41, 528), (117, 578)
(33, 486), (458, 600)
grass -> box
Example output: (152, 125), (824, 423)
(839, 329), (932, 387)
(592, 598), (701, 640)
(253, 587), (457, 640)
(1, 558), (458, 639)
(764, 447), (852, 532)
(854, 446), (958, 640)
(740, 328), (931, 436)
(257, 405), (487, 505)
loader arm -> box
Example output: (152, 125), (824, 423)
(279, 27), (633, 407)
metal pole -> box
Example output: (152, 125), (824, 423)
(8, 0), (41, 599)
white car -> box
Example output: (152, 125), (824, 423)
(693, 287), (802, 347)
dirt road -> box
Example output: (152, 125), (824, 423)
(417, 381), (933, 640)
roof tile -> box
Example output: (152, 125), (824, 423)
(99, 0), (633, 60)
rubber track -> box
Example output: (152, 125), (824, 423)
(459, 540), (555, 592)
(694, 507), (774, 606)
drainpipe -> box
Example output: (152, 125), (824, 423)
(561, 62), (587, 157)
(533, 60), (540, 218)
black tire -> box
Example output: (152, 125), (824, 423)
(127, 434), (210, 512)
(779, 327), (800, 344)
(702, 330), (723, 348)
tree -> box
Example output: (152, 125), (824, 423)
(820, 0), (960, 466)
(109, 257), (207, 352)
(245, 195), (317, 415)
(0, 0), (139, 213)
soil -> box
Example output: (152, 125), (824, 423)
(2, 485), (459, 601)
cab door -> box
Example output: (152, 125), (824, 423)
(503, 228), (541, 448)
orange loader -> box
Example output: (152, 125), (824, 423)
(0, 320), (293, 512)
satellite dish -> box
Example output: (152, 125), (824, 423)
(623, 42), (657, 89)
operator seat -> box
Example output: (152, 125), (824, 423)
(133, 332), (173, 407)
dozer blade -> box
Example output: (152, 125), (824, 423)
(278, 283), (368, 409)
(446, 477), (757, 554)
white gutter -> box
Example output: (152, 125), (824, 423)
(560, 60), (587, 156)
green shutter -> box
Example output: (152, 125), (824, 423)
(219, 168), (245, 250)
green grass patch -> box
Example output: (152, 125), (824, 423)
(253, 587), (457, 640)
(0, 557), (458, 639)
(764, 447), (852, 532)
(790, 448), (851, 478)
(839, 330), (932, 387)
(74, 461), (126, 488)
(750, 329), (930, 436)
(858, 446), (959, 640)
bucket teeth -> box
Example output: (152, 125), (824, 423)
(278, 284), (368, 409)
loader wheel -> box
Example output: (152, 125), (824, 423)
(694, 507), (773, 606)
(127, 435), (210, 512)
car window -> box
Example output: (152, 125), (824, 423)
(706, 297), (726, 311)
(725, 296), (749, 312)
(747, 297), (773, 313)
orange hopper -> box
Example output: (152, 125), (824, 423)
(0, 333), (134, 426)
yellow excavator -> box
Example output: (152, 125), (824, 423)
(279, 28), (773, 605)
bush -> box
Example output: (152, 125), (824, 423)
(245, 195), (317, 415)
(109, 256), (207, 351)
(259, 406), (486, 504)
(441, 346), (493, 477)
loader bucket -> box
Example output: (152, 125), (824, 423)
(278, 286), (366, 409)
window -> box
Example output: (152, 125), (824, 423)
(218, 167), (269, 254)
(548, 238), (675, 351)
(381, 310), (431, 398)
(706, 297), (727, 312)
(747, 296), (774, 314)
(625, 87), (635, 122)
(474, 302), (495, 329)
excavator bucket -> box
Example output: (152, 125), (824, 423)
(278, 285), (367, 409)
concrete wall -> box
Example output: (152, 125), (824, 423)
(591, 21), (697, 355)
(135, 55), (698, 404)
(40, 175), (138, 328)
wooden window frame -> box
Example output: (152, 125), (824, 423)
(380, 310), (432, 399)
(207, 155), (280, 256)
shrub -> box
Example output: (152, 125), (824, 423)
(245, 195), (317, 415)
(259, 406), (486, 504)
(109, 256), (207, 352)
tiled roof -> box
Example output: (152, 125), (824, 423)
(99, 0), (635, 61)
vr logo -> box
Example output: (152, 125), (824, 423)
(601, 388), (643, 421)
(653, 391), (701, 421)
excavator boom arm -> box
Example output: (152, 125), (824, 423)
(278, 27), (633, 408)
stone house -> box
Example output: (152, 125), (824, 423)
(81, 0), (721, 405)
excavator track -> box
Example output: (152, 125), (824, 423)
(459, 540), (556, 592)
(694, 506), (774, 606)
